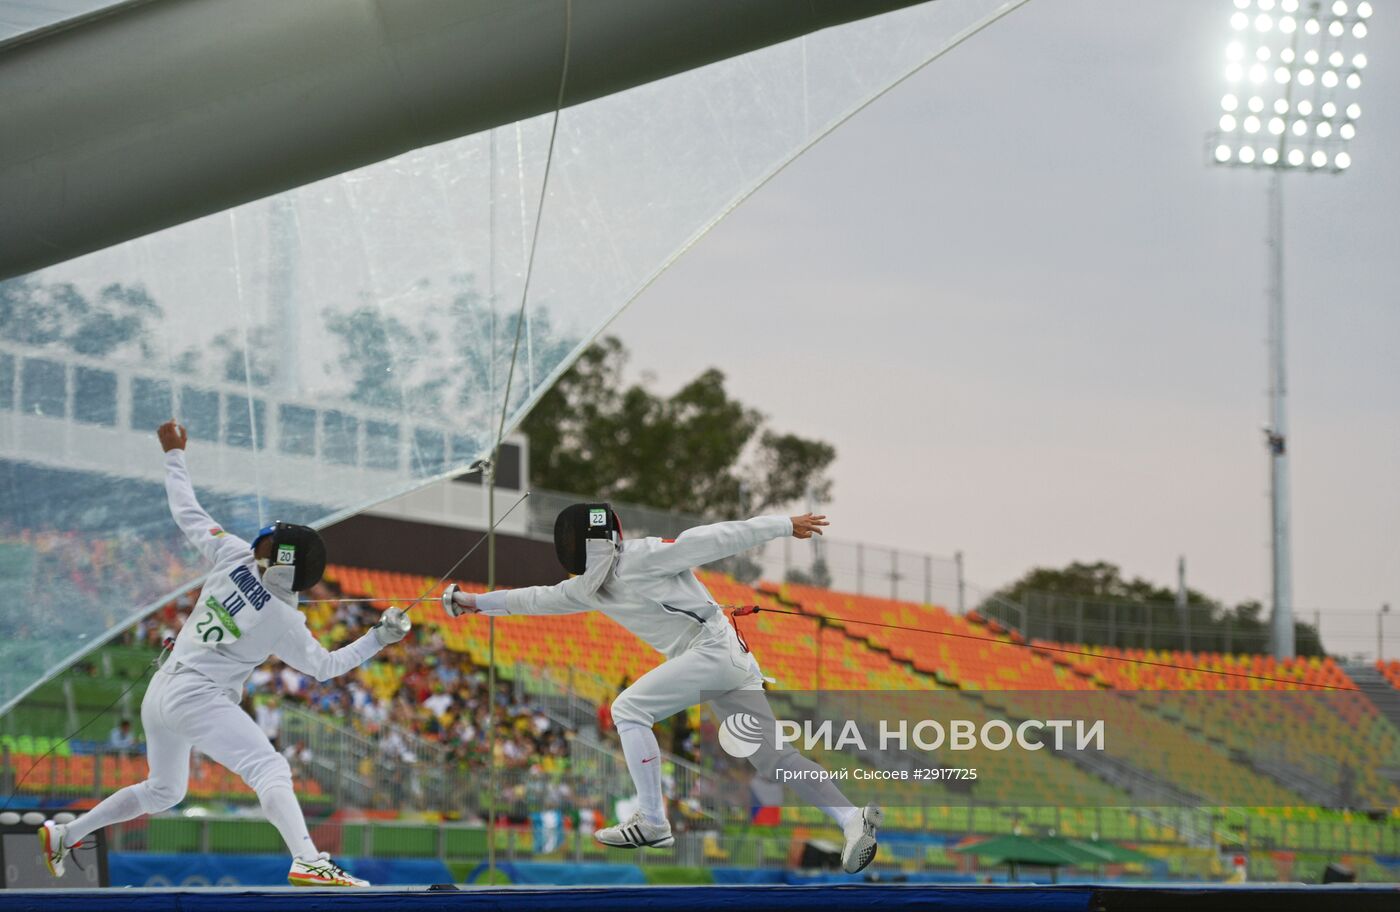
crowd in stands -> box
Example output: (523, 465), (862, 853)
(84, 556), (1400, 826)
(128, 576), (715, 771)
(115, 576), (731, 821)
(130, 581), (580, 790)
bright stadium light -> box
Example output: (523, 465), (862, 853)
(1203, 0), (1370, 659)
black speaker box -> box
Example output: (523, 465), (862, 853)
(1322, 862), (1355, 884)
(799, 838), (841, 870)
(0, 814), (108, 889)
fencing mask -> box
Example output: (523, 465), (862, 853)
(553, 503), (621, 575)
(252, 521), (327, 592)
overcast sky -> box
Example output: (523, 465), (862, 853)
(607, 0), (1399, 659)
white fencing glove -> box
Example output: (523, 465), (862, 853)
(374, 607), (411, 646)
(442, 584), (478, 618)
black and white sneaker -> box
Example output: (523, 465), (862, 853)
(841, 804), (882, 873)
(594, 812), (675, 849)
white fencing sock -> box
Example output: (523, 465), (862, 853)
(823, 804), (860, 829)
(259, 784), (318, 860)
(771, 752), (858, 828)
(617, 722), (667, 826)
(65, 784), (145, 846)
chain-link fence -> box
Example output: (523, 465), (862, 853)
(974, 589), (1284, 654)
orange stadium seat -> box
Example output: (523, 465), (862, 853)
(319, 564), (1400, 812)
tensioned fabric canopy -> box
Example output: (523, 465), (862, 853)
(0, 0), (1025, 711)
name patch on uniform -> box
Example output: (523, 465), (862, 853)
(229, 564), (273, 611)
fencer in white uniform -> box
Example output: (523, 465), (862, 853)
(40, 421), (410, 888)
(443, 503), (881, 873)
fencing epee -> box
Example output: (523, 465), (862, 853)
(0, 0), (1022, 713)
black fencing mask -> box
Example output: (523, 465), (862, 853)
(553, 503), (621, 575)
(253, 521), (327, 591)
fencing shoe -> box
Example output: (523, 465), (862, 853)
(841, 805), (882, 873)
(594, 812), (675, 849)
(288, 852), (370, 887)
(39, 820), (72, 878)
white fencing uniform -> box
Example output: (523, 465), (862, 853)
(64, 449), (384, 859)
(476, 516), (857, 827)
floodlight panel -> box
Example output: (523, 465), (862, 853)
(1209, 0), (1369, 174)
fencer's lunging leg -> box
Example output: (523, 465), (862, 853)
(717, 689), (879, 872)
(615, 721), (666, 826)
(713, 690), (858, 828)
(65, 782), (163, 847)
(66, 678), (192, 847)
(761, 750), (858, 828)
(193, 700), (318, 859)
(608, 646), (718, 827)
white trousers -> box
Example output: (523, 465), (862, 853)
(134, 667), (296, 810)
(67, 665), (315, 858)
(610, 620), (765, 728)
(610, 620), (855, 823)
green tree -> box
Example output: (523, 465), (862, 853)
(442, 274), (577, 420)
(0, 277), (161, 359)
(324, 305), (446, 412)
(522, 335), (836, 518)
(209, 326), (278, 385)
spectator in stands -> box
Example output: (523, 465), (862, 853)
(255, 695), (283, 749)
(279, 663), (306, 697)
(597, 694), (615, 738)
(108, 719), (137, 755)
(248, 660), (276, 693)
(422, 682), (452, 720)
(282, 740), (314, 779)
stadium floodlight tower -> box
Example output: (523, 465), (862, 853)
(1206, 0), (1370, 659)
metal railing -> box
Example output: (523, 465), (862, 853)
(278, 707), (458, 813)
(6, 739), (1397, 859)
(94, 805), (1400, 863)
